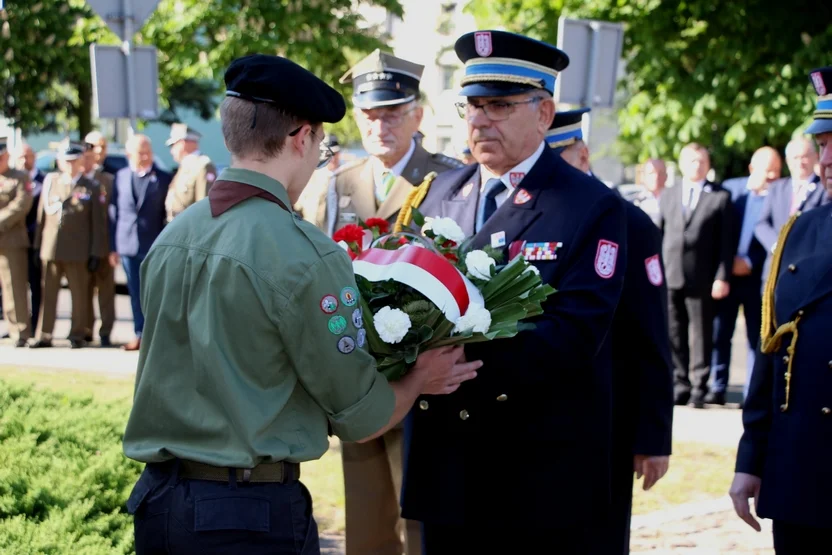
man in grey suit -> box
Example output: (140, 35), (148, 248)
(755, 137), (827, 283)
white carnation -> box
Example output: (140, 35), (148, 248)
(465, 250), (496, 280)
(524, 263), (540, 276)
(421, 217), (434, 235)
(373, 306), (412, 344)
(453, 304), (492, 334)
(428, 217), (466, 243)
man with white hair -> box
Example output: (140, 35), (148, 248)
(109, 134), (172, 350)
(754, 137), (827, 283)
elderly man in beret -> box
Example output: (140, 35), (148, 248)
(121, 53), (482, 554)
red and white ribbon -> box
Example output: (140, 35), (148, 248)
(354, 246), (483, 323)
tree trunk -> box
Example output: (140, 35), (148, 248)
(77, 81), (92, 139)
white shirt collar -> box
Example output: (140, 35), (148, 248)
(373, 139), (416, 188)
(480, 140), (545, 192)
(683, 178), (706, 189)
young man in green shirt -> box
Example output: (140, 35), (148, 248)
(122, 53), (481, 555)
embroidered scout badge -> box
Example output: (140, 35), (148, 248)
(320, 295), (338, 314)
(522, 242), (562, 261)
(475, 31), (493, 57)
(352, 308), (364, 329)
(337, 336), (356, 354)
(644, 254), (663, 286)
(514, 188), (532, 205)
(328, 315), (347, 335)
(341, 287), (358, 307)
(595, 240), (619, 279)
(356, 329), (367, 348)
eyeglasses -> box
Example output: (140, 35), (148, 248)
(455, 97), (543, 121)
(357, 106), (419, 128)
(289, 125), (334, 169)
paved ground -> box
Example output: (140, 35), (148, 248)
(0, 290), (772, 553)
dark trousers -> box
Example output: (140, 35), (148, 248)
(773, 520), (832, 554)
(711, 276), (762, 398)
(422, 521), (589, 554)
(129, 461), (320, 555)
(27, 247), (41, 331)
(122, 254), (145, 337)
(668, 288), (714, 402)
(590, 447), (634, 554)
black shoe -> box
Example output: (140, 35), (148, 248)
(14, 339), (28, 348)
(84, 334), (93, 342)
(704, 391), (726, 405)
(690, 398), (706, 409)
(29, 339), (52, 348)
(674, 393), (691, 406)
(70, 339), (85, 349)
(99, 336), (112, 348)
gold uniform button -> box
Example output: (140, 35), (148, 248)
(459, 410), (470, 421)
(419, 400), (429, 410)
(788, 264), (797, 272)
(496, 394), (508, 402)
(823, 407), (831, 416)
(783, 356), (790, 364)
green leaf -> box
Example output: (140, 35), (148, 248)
(359, 298), (393, 356)
(411, 207), (426, 227)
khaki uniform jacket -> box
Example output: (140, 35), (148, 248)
(35, 173), (107, 262)
(0, 169), (33, 249)
(90, 169), (115, 256)
(311, 144), (464, 235)
(165, 154), (217, 222)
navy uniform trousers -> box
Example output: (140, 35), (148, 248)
(128, 460), (320, 554)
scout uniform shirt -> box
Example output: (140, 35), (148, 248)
(123, 167), (395, 467)
(164, 152), (217, 222)
(322, 142), (464, 235)
(35, 172), (107, 262)
(0, 168), (33, 249)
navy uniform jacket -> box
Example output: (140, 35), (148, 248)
(401, 146), (628, 527)
(612, 202), (674, 458)
(736, 203), (832, 529)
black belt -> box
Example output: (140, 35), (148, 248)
(178, 459), (301, 484)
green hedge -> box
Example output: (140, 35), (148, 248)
(0, 380), (141, 554)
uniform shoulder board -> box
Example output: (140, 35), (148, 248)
(331, 157), (368, 178)
(431, 153), (466, 169)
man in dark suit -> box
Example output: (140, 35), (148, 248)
(549, 109), (673, 554)
(16, 142), (45, 332)
(659, 143), (734, 408)
(754, 137), (827, 284)
(710, 147), (781, 406)
(399, 30), (627, 554)
(109, 134), (171, 351)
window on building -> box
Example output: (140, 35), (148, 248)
(440, 66), (456, 91)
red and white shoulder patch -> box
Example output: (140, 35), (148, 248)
(644, 254), (663, 286)
(595, 240), (618, 279)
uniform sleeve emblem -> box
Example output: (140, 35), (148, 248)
(594, 240), (619, 279)
(337, 336), (356, 354)
(320, 294), (339, 314)
(514, 188), (532, 205)
(341, 287), (358, 307)
(644, 254), (663, 286)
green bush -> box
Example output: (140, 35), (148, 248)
(0, 380), (140, 554)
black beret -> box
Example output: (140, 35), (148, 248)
(224, 54), (346, 124)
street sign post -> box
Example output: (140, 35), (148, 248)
(86, 0), (160, 137)
(555, 17), (624, 145)
(91, 44), (159, 119)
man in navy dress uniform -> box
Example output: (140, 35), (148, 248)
(399, 31), (628, 554)
(550, 109), (674, 554)
(730, 66), (832, 554)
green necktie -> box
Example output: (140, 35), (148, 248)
(378, 171), (397, 202)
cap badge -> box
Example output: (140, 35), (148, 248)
(475, 31), (493, 57)
(811, 72), (827, 96)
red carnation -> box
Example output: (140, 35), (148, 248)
(442, 240), (457, 248)
(364, 218), (390, 234)
(397, 236), (409, 245)
(333, 224), (366, 245)
(443, 252), (459, 263)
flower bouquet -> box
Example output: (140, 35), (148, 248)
(333, 211), (556, 381)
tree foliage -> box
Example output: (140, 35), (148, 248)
(1, 0), (402, 142)
(466, 0), (832, 177)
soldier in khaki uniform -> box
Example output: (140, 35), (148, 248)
(295, 133), (342, 225)
(0, 138), (34, 347)
(311, 50), (464, 240)
(30, 140), (107, 349)
(82, 133), (117, 346)
(310, 49), (464, 555)
(164, 123), (217, 222)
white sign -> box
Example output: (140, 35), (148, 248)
(91, 44), (159, 119)
(555, 17), (624, 108)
